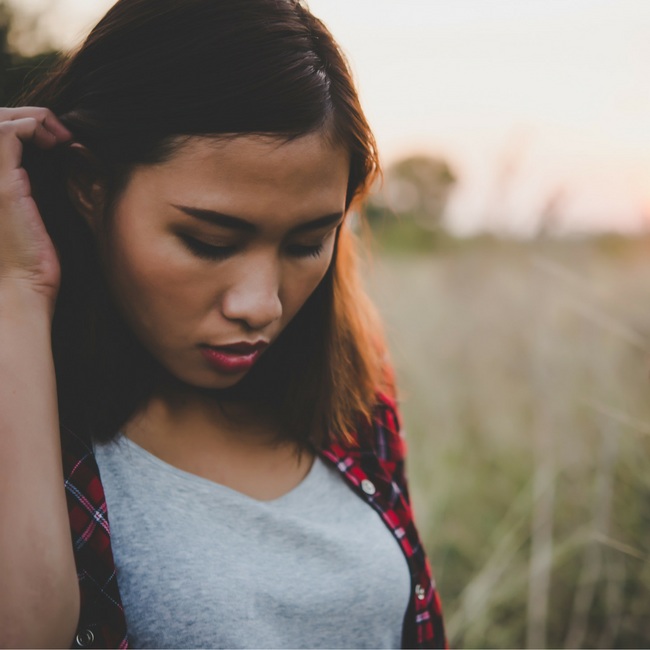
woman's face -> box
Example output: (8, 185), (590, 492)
(95, 133), (350, 389)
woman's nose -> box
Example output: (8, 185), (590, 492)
(220, 259), (283, 331)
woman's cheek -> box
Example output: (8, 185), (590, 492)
(283, 257), (332, 320)
(106, 234), (193, 337)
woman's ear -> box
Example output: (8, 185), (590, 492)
(66, 143), (109, 233)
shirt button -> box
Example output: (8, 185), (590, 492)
(75, 629), (95, 647)
(415, 584), (426, 601)
(361, 479), (376, 495)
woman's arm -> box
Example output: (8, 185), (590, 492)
(0, 109), (79, 649)
(0, 288), (80, 648)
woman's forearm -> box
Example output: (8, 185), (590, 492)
(0, 285), (79, 649)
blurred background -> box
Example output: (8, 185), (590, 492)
(4, 0), (650, 647)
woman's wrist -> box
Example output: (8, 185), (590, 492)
(0, 278), (56, 329)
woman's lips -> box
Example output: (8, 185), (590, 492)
(199, 341), (268, 374)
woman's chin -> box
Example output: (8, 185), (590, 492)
(153, 361), (249, 392)
(185, 371), (247, 391)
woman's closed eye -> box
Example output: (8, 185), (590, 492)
(179, 233), (326, 262)
(285, 243), (324, 259)
(178, 234), (236, 261)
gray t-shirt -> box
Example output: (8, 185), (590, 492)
(94, 434), (411, 649)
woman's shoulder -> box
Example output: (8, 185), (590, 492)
(372, 390), (401, 434)
(365, 390), (407, 463)
(323, 390), (407, 470)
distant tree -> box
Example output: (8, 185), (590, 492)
(0, 1), (60, 106)
(366, 155), (457, 231)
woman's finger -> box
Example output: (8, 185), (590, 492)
(0, 118), (57, 174)
(42, 112), (73, 142)
(0, 107), (73, 143)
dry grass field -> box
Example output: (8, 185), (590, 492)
(365, 236), (650, 649)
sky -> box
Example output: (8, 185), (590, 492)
(15, 0), (650, 236)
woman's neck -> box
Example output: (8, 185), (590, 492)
(120, 381), (314, 501)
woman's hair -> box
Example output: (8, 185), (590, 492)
(20, 0), (389, 448)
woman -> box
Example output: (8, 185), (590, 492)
(0, 0), (446, 648)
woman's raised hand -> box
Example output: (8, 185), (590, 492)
(0, 108), (81, 649)
(0, 107), (72, 312)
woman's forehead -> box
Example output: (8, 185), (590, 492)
(170, 132), (349, 172)
(122, 132), (350, 227)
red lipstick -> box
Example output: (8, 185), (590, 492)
(199, 341), (268, 374)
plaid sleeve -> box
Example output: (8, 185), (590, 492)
(374, 392), (411, 502)
(372, 393), (448, 649)
(60, 425), (129, 649)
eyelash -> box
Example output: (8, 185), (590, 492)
(179, 235), (235, 261)
(286, 243), (325, 259)
(179, 235), (325, 261)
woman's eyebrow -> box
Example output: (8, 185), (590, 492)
(290, 212), (344, 234)
(172, 204), (344, 233)
(172, 205), (256, 231)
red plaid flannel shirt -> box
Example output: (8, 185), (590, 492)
(61, 392), (447, 649)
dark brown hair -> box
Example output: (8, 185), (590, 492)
(20, 0), (389, 448)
